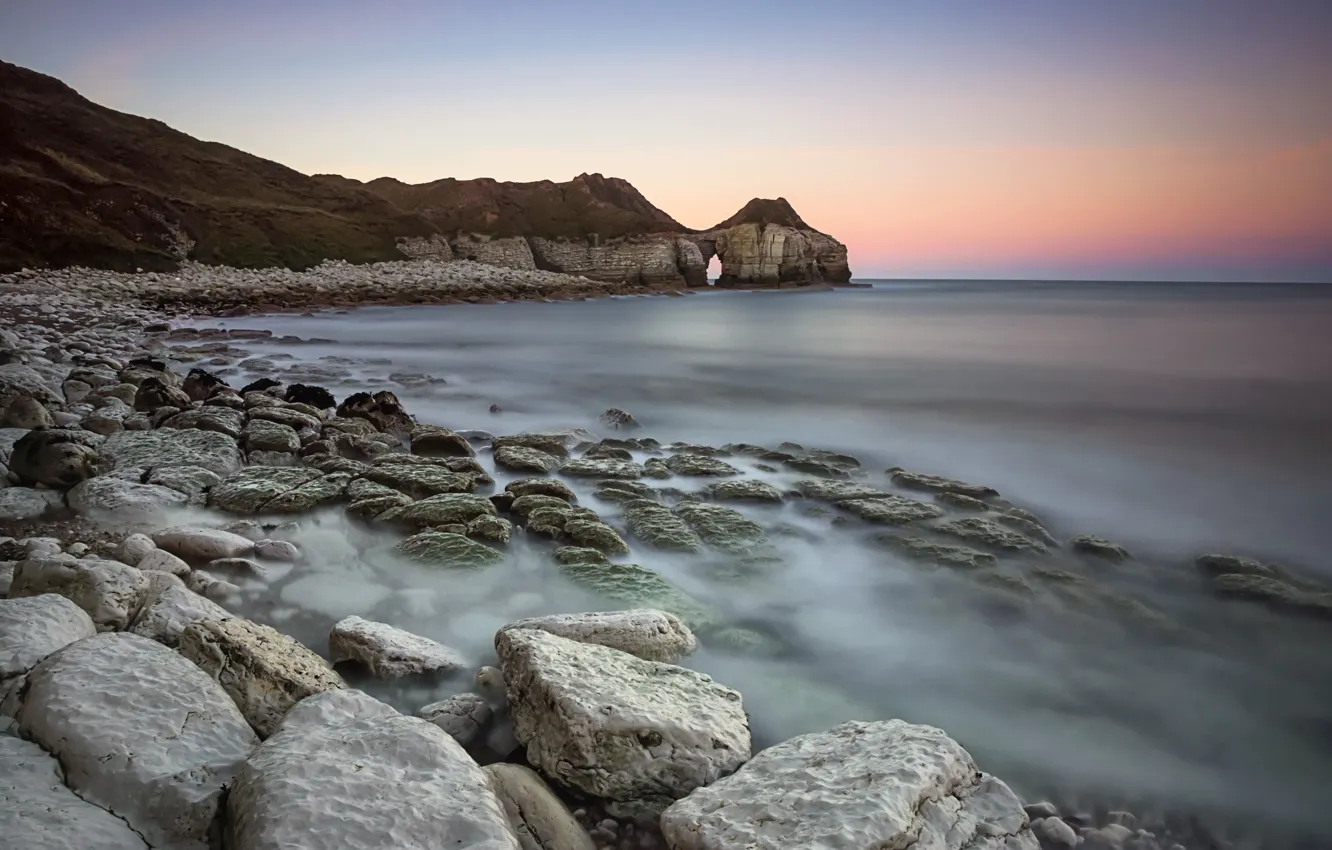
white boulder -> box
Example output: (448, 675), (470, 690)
(0, 486), (64, 521)
(153, 525), (255, 562)
(419, 691), (493, 746)
(67, 475), (189, 518)
(659, 720), (1039, 850)
(228, 689), (520, 850)
(136, 547), (192, 576)
(502, 609), (697, 662)
(0, 593), (96, 678)
(14, 632), (259, 850)
(129, 572), (232, 647)
(179, 618), (345, 737)
(9, 557), (149, 632)
(0, 735), (150, 850)
(329, 615), (469, 680)
(495, 628), (750, 810)
(118, 532), (156, 566)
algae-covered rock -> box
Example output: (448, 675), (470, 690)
(410, 424), (475, 457)
(875, 534), (997, 569)
(209, 466), (324, 513)
(395, 531), (506, 568)
(467, 514), (513, 544)
(493, 434), (571, 459)
(511, 494), (576, 522)
(995, 514), (1058, 547)
(594, 485), (656, 504)
(837, 496), (943, 526)
(495, 445), (562, 474)
(262, 471), (349, 514)
(505, 477), (576, 502)
(664, 454), (739, 477)
(889, 468), (998, 498)
(795, 480), (892, 502)
(935, 517), (1049, 553)
(363, 463), (479, 499)
(241, 418), (300, 454)
(1209, 574), (1332, 621)
(560, 458), (643, 480)
(705, 479), (784, 504)
(563, 519), (630, 555)
(623, 500), (703, 552)
(161, 406), (246, 439)
(552, 546), (609, 566)
(395, 493), (497, 528)
(1070, 534), (1131, 562)
(99, 427), (243, 476)
(556, 560), (717, 628)
(674, 501), (766, 553)
(934, 492), (991, 512)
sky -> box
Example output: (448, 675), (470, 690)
(3, 0), (1331, 281)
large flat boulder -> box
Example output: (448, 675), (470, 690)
(502, 610), (697, 662)
(9, 558), (149, 632)
(67, 475), (190, 518)
(129, 573), (233, 647)
(0, 486), (64, 521)
(496, 628), (750, 812)
(99, 428), (243, 476)
(228, 689), (520, 850)
(13, 632), (259, 850)
(329, 615), (468, 680)
(0, 593), (96, 678)
(179, 618), (345, 738)
(153, 525), (256, 562)
(660, 720), (1037, 850)
(0, 735), (150, 850)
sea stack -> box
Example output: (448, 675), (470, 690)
(693, 197), (852, 287)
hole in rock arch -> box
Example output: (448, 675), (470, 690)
(706, 254), (721, 285)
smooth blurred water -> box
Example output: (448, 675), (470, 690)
(197, 281), (1332, 839)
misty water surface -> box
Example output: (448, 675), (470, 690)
(191, 281), (1332, 840)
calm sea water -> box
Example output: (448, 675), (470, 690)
(195, 281), (1332, 840)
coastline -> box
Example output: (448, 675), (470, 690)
(2, 261), (1326, 850)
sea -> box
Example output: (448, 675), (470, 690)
(188, 280), (1332, 843)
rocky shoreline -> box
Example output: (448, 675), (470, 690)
(2, 263), (1328, 850)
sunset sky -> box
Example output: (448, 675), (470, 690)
(4, 0), (1331, 281)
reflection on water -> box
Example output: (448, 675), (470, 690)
(195, 281), (1332, 840)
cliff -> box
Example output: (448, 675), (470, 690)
(693, 198), (852, 287)
(0, 61), (436, 272)
(0, 60), (849, 286)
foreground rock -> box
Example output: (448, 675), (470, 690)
(502, 609), (697, 662)
(98, 427), (244, 476)
(9, 557), (149, 631)
(229, 689), (519, 850)
(420, 692), (494, 747)
(0, 736), (151, 850)
(486, 763), (596, 850)
(13, 632), (259, 850)
(660, 719), (1038, 850)
(329, 615), (468, 679)
(0, 593), (96, 678)
(180, 618), (345, 737)
(497, 627), (750, 813)
(8, 428), (99, 488)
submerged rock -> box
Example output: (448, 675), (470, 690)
(660, 719), (1037, 850)
(665, 453), (740, 477)
(496, 628), (750, 812)
(329, 615), (468, 680)
(874, 534), (997, 569)
(890, 468), (999, 499)
(410, 424), (475, 457)
(795, 479), (892, 502)
(495, 444), (563, 474)
(395, 531), (506, 568)
(229, 689), (518, 850)
(179, 618), (345, 738)
(838, 495), (944, 526)
(1070, 534), (1131, 562)
(935, 517), (1050, 554)
(623, 500), (703, 552)
(559, 457), (643, 479)
(501, 609), (697, 662)
(1209, 574), (1332, 621)
(556, 558), (717, 628)
(674, 501), (767, 552)
(562, 518), (630, 555)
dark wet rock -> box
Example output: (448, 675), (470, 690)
(388, 371), (446, 387)
(889, 468), (999, 499)
(1070, 534), (1131, 562)
(100, 428), (243, 477)
(410, 425), (475, 458)
(623, 500), (702, 552)
(395, 531), (505, 568)
(374, 453), (489, 479)
(674, 501), (766, 553)
(336, 390), (413, 433)
(555, 559), (717, 629)
(9, 429), (99, 488)
(331, 432), (398, 462)
(347, 492), (414, 521)
(874, 534), (997, 569)
(322, 417), (381, 438)
(1, 395), (53, 429)
(489, 492), (515, 513)
(563, 519), (630, 555)
(560, 458), (643, 480)
(489, 404), (503, 414)
(935, 517), (1050, 553)
(837, 496), (944, 525)
(1209, 574), (1332, 621)
(783, 457), (852, 479)
(510, 494), (577, 522)
(493, 434), (571, 459)
(582, 443), (634, 462)
(394, 493), (498, 529)
(239, 377), (282, 395)
(159, 407), (246, 439)
(494, 445), (562, 474)
(283, 383), (335, 409)
(309, 455), (368, 477)
(119, 359), (178, 387)
(505, 478), (576, 502)
(995, 514), (1058, 547)
(467, 514), (513, 544)
(209, 466), (338, 514)
(934, 492), (991, 512)
(203, 390), (245, 410)
(664, 453), (739, 477)
(643, 457), (672, 479)
(146, 465), (222, 506)
(241, 418), (301, 455)
(247, 406), (322, 433)
(598, 408), (639, 430)
(182, 368), (228, 402)
(705, 479), (784, 504)
(362, 463), (479, 500)
(132, 377), (192, 413)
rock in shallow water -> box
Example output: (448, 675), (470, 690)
(329, 615), (468, 680)
(394, 531), (506, 568)
(501, 609), (697, 662)
(420, 692), (494, 747)
(660, 719), (1038, 850)
(153, 525), (256, 562)
(14, 632), (259, 850)
(228, 689), (519, 850)
(496, 627), (750, 812)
